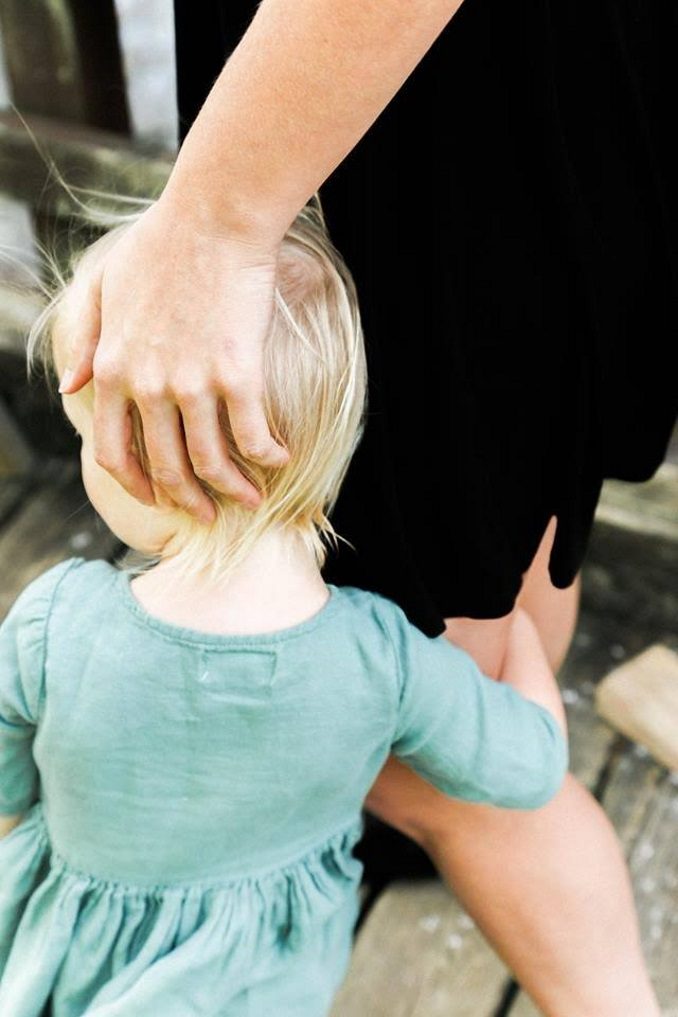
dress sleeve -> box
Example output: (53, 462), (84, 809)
(0, 558), (78, 814)
(382, 601), (569, 809)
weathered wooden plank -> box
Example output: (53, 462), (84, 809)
(0, 457), (120, 612)
(596, 466), (678, 545)
(596, 645), (678, 772)
(0, 0), (129, 131)
(0, 192), (38, 282)
(0, 111), (172, 375)
(0, 110), (171, 213)
(583, 523), (678, 639)
(330, 881), (509, 1017)
(606, 757), (678, 1014)
(556, 617), (620, 791)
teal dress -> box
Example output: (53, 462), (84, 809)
(0, 557), (568, 1016)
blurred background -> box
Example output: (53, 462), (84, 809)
(0, 3), (676, 1015)
(0, 0), (177, 465)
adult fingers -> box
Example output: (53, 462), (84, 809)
(224, 381), (290, 468)
(58, 266), (104, 395)
(135, 396), (217, 524)
(180, 394), (263, 509)
(92, 382), (156, 506)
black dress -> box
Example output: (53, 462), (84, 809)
(173, 0), (678, 638)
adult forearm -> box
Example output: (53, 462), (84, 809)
(165, 0), (465, 242)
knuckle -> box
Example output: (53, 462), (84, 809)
(217, 377), (244, 401)
(192, 460), (224, 484)
(133, 381), (168, 408)
(178, 487), (202, 511)
(152, 466), (186, 490)
(215, 367), (257, 399)
(173, 381), (206, 406)
(92, 360), (124, 389)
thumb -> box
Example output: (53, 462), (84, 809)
(58, 269), (103, 394)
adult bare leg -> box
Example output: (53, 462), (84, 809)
(364, 516), (659, 1016)
(440, 517), (580, 678)
(514, 515), (582, 673)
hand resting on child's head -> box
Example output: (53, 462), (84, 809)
(0, 196), (568, 1017)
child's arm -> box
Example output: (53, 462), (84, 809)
(498, 607), (568, 739)
(385, 600), (569, 810)
(1, 559), (77, 830)
(0, 587), (43, 825)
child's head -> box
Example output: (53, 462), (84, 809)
(27, 193), (367, 584)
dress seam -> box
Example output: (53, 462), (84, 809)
(45, 815), (364, 895)
(38, 557), (86, 725)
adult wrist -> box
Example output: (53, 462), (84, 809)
(160, 169), (298, 251)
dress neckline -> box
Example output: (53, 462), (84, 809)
(113, 566), (341, 647)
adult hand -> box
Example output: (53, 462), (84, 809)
(57, 196), (290, 524)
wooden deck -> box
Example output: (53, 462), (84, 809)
(0, 454), (676, 1015)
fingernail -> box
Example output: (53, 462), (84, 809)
(58, 369), (74, 394)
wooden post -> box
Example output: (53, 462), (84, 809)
(0, 0), (130, 132)
(0, 0), (132, 295)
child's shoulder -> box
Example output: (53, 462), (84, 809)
(1, 559), (117, 710)
(24, 555), (113, 594)
(333, 583), (405, 619)
(335, 584), (475, 675)
(332, 584), (430, 647)
(8, 556), (116, 622)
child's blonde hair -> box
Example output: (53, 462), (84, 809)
(26, 186), (367, 585)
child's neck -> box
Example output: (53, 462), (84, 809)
(128, 528), (331, 636)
